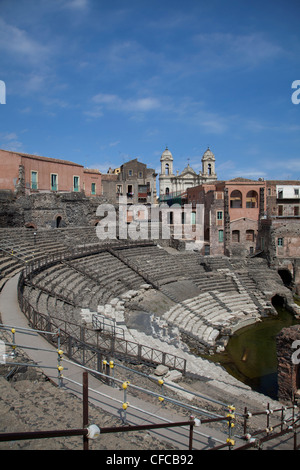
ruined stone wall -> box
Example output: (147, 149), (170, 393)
(272, 220), (300, 259)
(229, 217), (259, 257)
(276, 325), (300, 402)
(0, 192), (108, 229)
(209, 191), (225, 256)
(259, 219), (300, 294)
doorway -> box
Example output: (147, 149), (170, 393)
(56, 216), (62, 228)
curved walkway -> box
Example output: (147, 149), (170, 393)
(0, 274), (238, 450)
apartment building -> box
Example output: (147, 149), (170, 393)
(0, 149), (102, 197)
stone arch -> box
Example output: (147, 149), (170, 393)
(25, 222), (37, 230)
(271, 294), (285, 307)
(55, 215), (63, 228)
(232, 229), (240, 242)
(246, 190), (258, 208)
(230, 190), (242, 208)
(278, 269), (293, 288)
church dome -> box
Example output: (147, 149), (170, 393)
(161, 146), (173, 160)
(202, 147), (215, 160)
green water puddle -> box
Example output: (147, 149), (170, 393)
(203, 303), (300, 399)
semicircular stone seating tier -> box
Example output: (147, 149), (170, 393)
(0, 228), (276, 354)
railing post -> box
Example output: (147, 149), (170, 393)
(293, 406), (297, 450)
(57, 329), (64, 388)
(243, 406), (248, 436)
(189, 416), (194, 450)
(83, 371), (89, 450)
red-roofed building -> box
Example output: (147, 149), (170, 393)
(0, 148), (102, 196)
(187, 178), (266, 256)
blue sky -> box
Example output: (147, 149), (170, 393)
(0, 0), (300, 182)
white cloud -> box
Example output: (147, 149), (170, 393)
(193, 32), (284, 69)
(55, 0), (89, 10)
(200, 118), (228, 134)
(126, 97), (161, 112)
(229, 170), (268, 179)
(0, 18), (51, 64)
(66, 0), (89, 8)
(84, 107), (103, 118)
(93, 93), (119, 105)
(217, 160), (236, 172)
(0, 132), (24, 152)
(87, 93), (161, 118)
(2, 132), (18, 141)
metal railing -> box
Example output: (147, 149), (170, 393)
(0, 369), (198, 451)
(1, 324), (300, 450)
(18, 274), (187, 374)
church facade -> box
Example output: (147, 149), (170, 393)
(159, 147), (217, 200)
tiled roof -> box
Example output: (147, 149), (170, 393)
(0, 148), (83, 167)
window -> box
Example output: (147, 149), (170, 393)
(294, 206), (299, 216)
(217, 211), (223, 226)
(127, 184), (133, 197)
(295, 189), (299, 197)
(116, 184), (123, 194)
(73, 176), (79, 192)
(91, 182), (96, 195)
(246, 190), (258, 208)
(218, 230), (224, 242)
(138, 184), (147, 193)
(31, 171), (38, 190)
(51, 174), (58, 191)
(138, 171), (143, 178)
(278, 238), (283, 246)
(230, 190), (242, 208)
(165, 163), (169, 175)
(246, 230), (255, 242)
(278, 189), (283, 199)
(232, 230), (240, 242)
(128, 169), (133, 176)
(278, 205), (283, 216)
